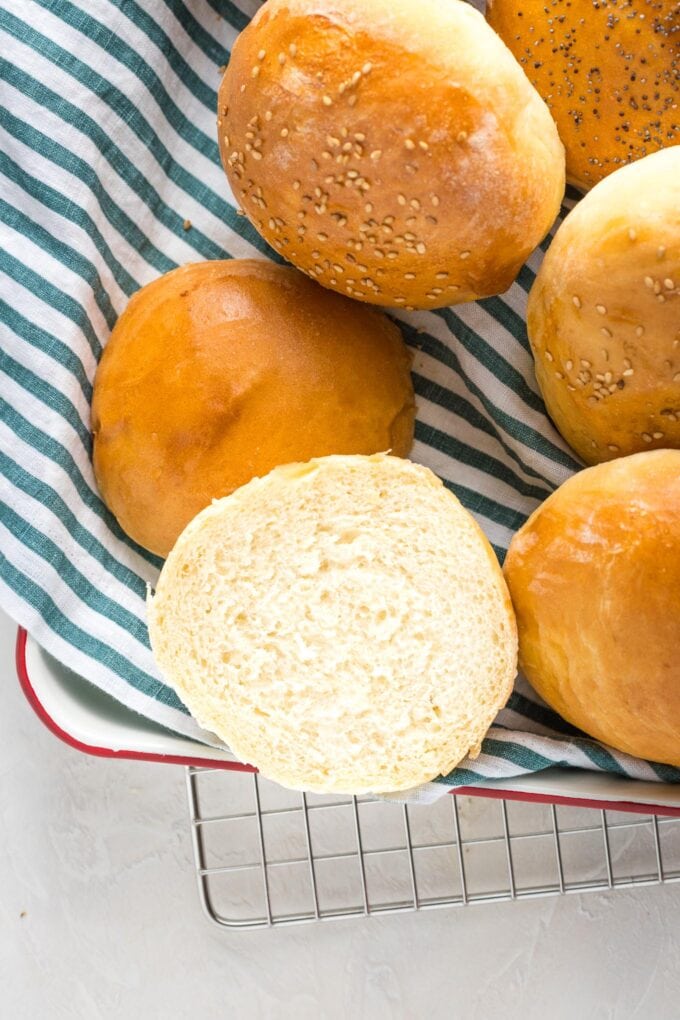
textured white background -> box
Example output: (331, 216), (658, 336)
(1, 606), (679, 1019)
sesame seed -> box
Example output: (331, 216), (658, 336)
(348, 95), (358, 106)
(354, 132), (366, 142)
(608, 445), (620, 452)
(658, 246), (666, 260)
(674, 373), (680, 382)
(265, 111), (273, 121)
(258, 49), (266, 60)
(416, 243), (427, 254)
(251, 65), (260, 77)
(665, 278), (675, 289)
(431, 195), (440, 208)
(410, 199), (421, 211)
(289, 43), (297, 57)
(644, 276), (655, 289)
(182, 218), (191, 231)
(362, 62), (373, 74)
(545, 351), (554, 362)
(635, 325), (644, 337)
(580, 360), (591, 369)
(457, 131), (468, 142)
(394, 297), (406, 304)
(251, 150), (262, 160)
(566, 360), (573, 371)
(404, 138), (416, 150)
(601, 327), (612, 338)
(240, 84), (245, 93)
(280, 127), (289, 137)
(460, 251), (470, 259)
(572, 295), (582, 308)
(654, 280), (662, 295)
(322, 95), (333, 106)
(653, 432), (664, 440)
(642, 433), (653, 442)
(397, 194), (407, 206)
(404, 272), (416, 280)
(596, 304), (607, 315)
(628, 228), (637, 240)
(555, 371), (564, 380)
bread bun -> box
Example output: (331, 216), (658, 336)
(92, 261), (414, 557)
(504, 450), (680, 768)
(487, 0), (679, 191)
(218, 0), (565, 310)
(527, 147), (680, 466)
(148, 454), (518, 794)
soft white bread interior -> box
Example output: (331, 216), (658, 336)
(147, 454), (517, 794)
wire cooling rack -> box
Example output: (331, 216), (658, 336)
(186, 767), (680, 929)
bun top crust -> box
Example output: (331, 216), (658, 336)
(527, 146), (680, 466)
(504, 450), (680, 768)
(92, 260), (414, 557)
(487, 0), (679, 191)
(218, 0), (564, 309)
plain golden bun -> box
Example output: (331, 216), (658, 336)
(92, 261), (414, 557)
(148, 455), (518, 794)
(487, 0), (679, 191)
(504, 450), (680, 769)
(218, 0), (565, 310)
(527, 147), (680, 466)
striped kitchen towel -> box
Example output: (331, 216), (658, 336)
(1, 0), (679, 799)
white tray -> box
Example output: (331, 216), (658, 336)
(16, 627), (680, 817)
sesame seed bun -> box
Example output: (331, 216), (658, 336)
(217, 0), (565, 310)
(527, 146), (680, 466)
(486, 0), (679, 191)
(92, 261), (415, 557)
(148, 454), (518, 794)
(504, 450), (680, 769)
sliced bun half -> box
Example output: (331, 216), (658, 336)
(148, 454), (518, 793)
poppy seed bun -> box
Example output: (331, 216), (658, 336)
(218, 0), (565, 310)
(147, 455), (518, 794)
(487, 0), (679, 191)
(92, 261), (415, 557)
(504, 450), (680, 768)
(527, 147), (680, 466)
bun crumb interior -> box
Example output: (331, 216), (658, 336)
(148, 454), (518, 794)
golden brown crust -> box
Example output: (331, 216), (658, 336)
(527, 147), (680, 466)
(504, 450), (680, 768)
(486, 0), (679, 191)
(218, 0), (565, 309)
(91, 260), (414, 557)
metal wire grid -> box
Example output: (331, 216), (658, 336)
(186, 767), (680, 929)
